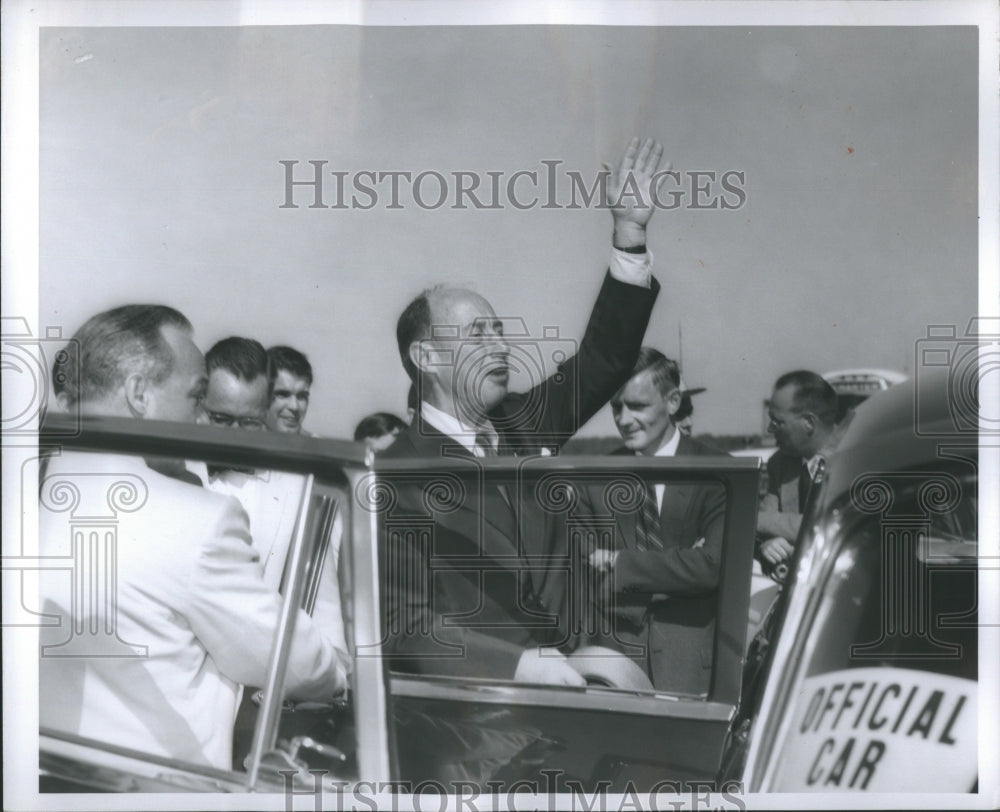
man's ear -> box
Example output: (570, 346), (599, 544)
(123, 373), (150, 417)
(409, 340), (434, 377)
(801, 411), (817, 434)
(666, 389), (682, 417)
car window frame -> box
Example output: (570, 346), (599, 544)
(370, 452), (762, 783)
(37, 413), (385, 792)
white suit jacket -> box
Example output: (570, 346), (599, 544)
(37, 451), (346, 770)
(206, 467), (348, 660)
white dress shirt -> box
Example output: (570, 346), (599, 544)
(207, 467), (349, 664)
(420, 401), (498, 456)
(639, 426), (681, 510)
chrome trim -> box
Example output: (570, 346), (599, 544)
(346, 467), (393, 782)
(741, 511), (843, 790)
(389, 675), (735, 722)
(40, 728), (254, 792)
(246, 473), (316, 788)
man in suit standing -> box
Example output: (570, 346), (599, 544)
(584, 348), (726, 695)
(380, 137), (666, 686)
(756, 370), (838, 570)
(38, 305), (345, 770)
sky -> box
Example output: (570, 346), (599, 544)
(37, 22), (979, 438)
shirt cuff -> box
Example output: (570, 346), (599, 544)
(609, 247), (653, 288)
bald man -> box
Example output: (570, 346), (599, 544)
(380, 138), (667, 687)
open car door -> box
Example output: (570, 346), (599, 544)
(372, 453), (760, 793)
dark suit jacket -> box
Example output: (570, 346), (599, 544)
(766, 450), (806, 513)
(379, 271), (659, 679)
(756, 450), (809, 544)
(579, 435), (727, 695)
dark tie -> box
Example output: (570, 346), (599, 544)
(635, 482), (663, 551)
(799, 457), (826, 510)
(476, 429), (514, 512)
(798, 461), (812, 510)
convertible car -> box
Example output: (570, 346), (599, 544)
(32, 367), (982, 801)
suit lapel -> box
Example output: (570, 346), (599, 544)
(613, 435), (701, 550)
(400, 420), (521, 566)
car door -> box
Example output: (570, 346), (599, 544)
(371, 453), (761, 793)
(36, 414), (384, 795)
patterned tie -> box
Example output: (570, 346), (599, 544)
(635, 482), (663, 551)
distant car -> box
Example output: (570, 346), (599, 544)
(822, 368), (909, 421)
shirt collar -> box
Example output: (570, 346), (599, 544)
(650, 427), (682, 458)
(806, 453), (825, 480)
(420, 401), (498, 456)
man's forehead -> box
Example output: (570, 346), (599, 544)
(273, 368), (310, 390)
(207, 368), (268, 400)
(770, 384), (798, 410)
(428, 288), (496, 326)
(621, 370), (670, 402)
(161, 324), (204, 371)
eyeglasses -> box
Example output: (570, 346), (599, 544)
(206, 410), (267, 431)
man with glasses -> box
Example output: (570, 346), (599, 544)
(203, 336), (346, 767)
(203, 337), (313, 592)
(756, 370), (839, 569)
(203, 337), (270, 432)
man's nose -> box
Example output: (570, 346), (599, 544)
(488, 333), (508, 354)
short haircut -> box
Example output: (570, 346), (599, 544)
(206, 337), (268, 382)
(396, 290), (434, 382)
(59, 304), (192, 407)
(628, 346), (682, 398)
(267, 345), (313, 386)
(354, 412), (408, 442)
(774, 370), (838, 424)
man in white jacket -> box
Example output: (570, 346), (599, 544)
(38, 304), (347, 770)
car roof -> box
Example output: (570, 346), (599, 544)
(823, 367), (974, 502)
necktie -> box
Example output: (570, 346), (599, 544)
(798, 461), (812, 510)
(475, 429), (513, 512)
(799, 457), (826, 510)
(635, 482), (663, 551)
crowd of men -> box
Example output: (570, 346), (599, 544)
(36, 137), (841, 770)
